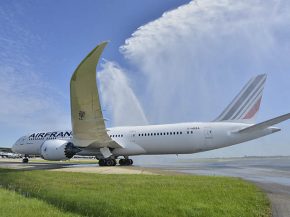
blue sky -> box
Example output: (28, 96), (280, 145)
(1, 0), (290, 157)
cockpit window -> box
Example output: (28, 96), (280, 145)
(16, 136), (26, 145)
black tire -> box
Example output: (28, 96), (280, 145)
(112, 159), (117, 166)
(129, 159), (133, 165)
(119, 159), (124, 166)
(22, 158), (28, 163)
(125, 159), (130, 166)
(98, 159), (104, 166)
(106, 159), (113, 166)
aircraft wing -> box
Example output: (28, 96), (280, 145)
(70, 42), (121, 148)
(236, 113), (290, 133)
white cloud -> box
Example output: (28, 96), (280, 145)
(0, 65), (69, 131)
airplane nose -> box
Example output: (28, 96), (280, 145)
(11, 143), (16, 153)
(11, 141), (18, 153)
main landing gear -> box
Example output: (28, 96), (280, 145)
(98, 157), (133, 167)
(98, 158), (117, 166)
(119, 158), (133, 166)
(22, 155), (29, 163)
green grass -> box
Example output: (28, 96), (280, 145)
(0, 169), (270, 217)
(0, 187), (80, 217)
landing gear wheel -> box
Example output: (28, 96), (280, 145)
(98, 159), (105, 166)
(106, 159), (113, 166)
(112, 159), (117, 166)
(119, 159), (125, 166)
(98, 159), (117, 167)
(22, 158), (29, 163)
(119, 158), (133, 166)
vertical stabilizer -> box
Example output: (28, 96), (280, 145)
(214, 74), (267, 123)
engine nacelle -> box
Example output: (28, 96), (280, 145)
(41, 140), (81, 161)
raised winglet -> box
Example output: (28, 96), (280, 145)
(70, 42), (121, 148)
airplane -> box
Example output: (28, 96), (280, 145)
(0, 152), (21, 159)
(0, 148), (21, 159)
(6, 42), (290, 166)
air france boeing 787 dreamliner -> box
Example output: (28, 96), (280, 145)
(8, 42), (290, 166)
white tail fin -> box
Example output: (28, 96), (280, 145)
(214, 74), (267, 123)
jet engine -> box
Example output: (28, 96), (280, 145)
(40, 140), (81, 161)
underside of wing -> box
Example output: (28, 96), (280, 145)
(70, 42), (120, 148)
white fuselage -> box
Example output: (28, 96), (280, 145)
(12, 122), (278, 157)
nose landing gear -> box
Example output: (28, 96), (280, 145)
(22, 155), (29, 163)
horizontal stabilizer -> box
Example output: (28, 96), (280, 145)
(237, 113), (290, 133)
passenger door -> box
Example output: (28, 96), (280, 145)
(204, 127), (213, 147)
(129, 130), (136, 143)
